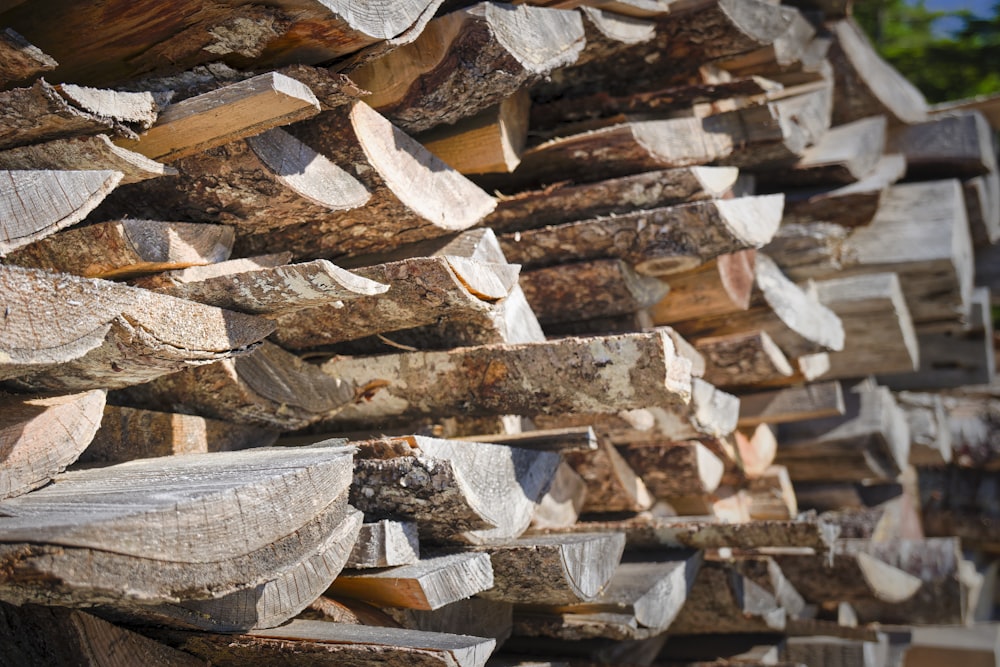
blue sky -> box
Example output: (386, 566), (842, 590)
(910, 0), (996, 34)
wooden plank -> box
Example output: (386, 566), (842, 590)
(931, 91), (1000, 129)
(387, 597), (513, 646)
(0, 28), (56, 88)
(0, 134), (175, 184)
(115, 72), (321, 162)
(350, 3), (583, 133)
(0, 265), (273, 392)
(0, 389), (105, 499)
(498, 195), (783, 276)
(329, 552), (494, 611)
(0, 169), (122, 255)
(6, 219), (234, 278)
(346, 520), (420, 569)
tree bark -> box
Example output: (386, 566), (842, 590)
(0, 28), (56, 89)
(0, 134), (175, 184)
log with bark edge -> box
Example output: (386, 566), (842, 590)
(101, 103), (496, 261)
(385, 597), (513, 648)
(887, 110), (997, 180)
(132, 253), (291, 290)
(0, 265), (273, 392)
(0, 28), (56, 89)
(317, 331), (693, 428)
(652, 251), (755, 324)
(329, 552), (494, 611)
(618, 441), (726, 499)
(0, 389), (105, 499)
(563, 434), (653, 513)
(80, 404), (278, 465)
(497, 195), (783, 277)
(5, 219), (234, 278)
(1, 0), (446, 86)
(0, 169), (122, 255)
(714, 6), (816, 80)
(460, 426), (599, 453)
(345, 520), (420, 569)
(694, 330), (795, 389)
(350, 435), (560, 545)
(349, 2), (584, 133)
(0, 134), (175, 184)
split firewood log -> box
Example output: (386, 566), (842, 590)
(0, 28), (56, 89)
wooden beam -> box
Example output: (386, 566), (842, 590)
(931, 91), (1000, 129)
(458, 426), (599, 453)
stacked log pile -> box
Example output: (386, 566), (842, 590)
(0, 0), (998, 665)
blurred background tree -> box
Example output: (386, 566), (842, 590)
(854, 0), (1000, 102)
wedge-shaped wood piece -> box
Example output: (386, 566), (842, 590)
(498, 195), (783, 276)
(151, 620), (496, 667)
(350, 3), (584, 133)
(695, 330), (794, 389)
(826, 18), (927, 125)
(351, 435), (560, 544)
(81, 404), (278, 465)
(532, 461), (588, 530)
(0, 389), (105, 499)
(475, 533), (625, 605)
(0, 80), (155, 150)
(777, 382), (910, 482)
(652, 251), (755, 324)
(320, 332), (693, 427)
(813, 272), (919, 379)
(964, 172), (1000, 245)
(619, 441), (726, 498)
(564, 434), (652, 513)
(6, 219), (234, 278)
(0, 28), (56, 88)
(521, 259), (670, 325)
(667, 560), (787, 635)
(346, 520), (420, 569)
(0, 169), (122, 255)
(747, 465), (799, 521)
(0, 603), (207, 667)
(887, 110), (997, 180)
(893, 392), (952, 466)
(0, 134), (175, 184)
(757, 115), (887, 188)
(1, 1), (445, 86)
(329, 552), (494, 611)
(0, 265), (273, 392)
(115, 72), (321, 162)
(120, 341), (356, 431)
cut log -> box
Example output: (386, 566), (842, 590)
(481, 166), (738, 233)
(532, 462), (588, 530)
(0, 80), (154, 150)
(0, 265), (274, 392)
(498, 195), (783, 276)
(666, 560), (787, 635)
(0, 134), (175, 184)
(132, 253), (291, 290)
(350, 3), (584, 133)
(826, 18), (928, 125)
(777, 382), (910, 482)
(714, 4), (818, 78)
(521, 260), (670, 325)
(652, 251), (755, 324)
(747, 465), (799, 521)
(695, 330), (795, 389)
(0, 169), (122, 255)
(475, 533), (625, 605)
(1, 1), (446, 86)
(0, 28), (57, 89)
(346, 520), (420, 569)
(893, 392), (953, 466)
(81, 404), (278, 465)
(418, 90), (530, 174)
(118, 341), (356, 431)
(461, 426), (599, 453)
(0, 389), (105, 499)
(812, 272), (919, 379)
(116, 72), (319, 163)
(318, 332), (693, 427)
(618, 441), (726, 498)
(887, 110), (998, 180)
(0, 603), (207, 667)
(964, 172), (1000, 246)
(563, 435), (653, 513)
(5, 219), (234, 278)
(350, 435), (560, 544)
(150, 620), (495, 667)
(329, 552), (494, 611)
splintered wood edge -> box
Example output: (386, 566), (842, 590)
(559, 532), (627, 600)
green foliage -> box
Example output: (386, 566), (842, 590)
(853, 0), (1000, 103)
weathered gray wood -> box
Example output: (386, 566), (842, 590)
(0, 389), (105, 499)
(132, 253), (291, 290)
(329, 552), (494, 611)
(351, 435), (560, 544)
(81, 404), (278, 465)
(887, 110), (998, 180)
(498, 195), (783, 276)
(563, 434), (652, 513)
(0, 603), (207, 667)
(0, 134), (175, 184)
(474, 533), (625, 605)
(387, 597), (513, 647)
(481, 166), (738, 233)
(119, 341), (357, 431)
(350, 3), (584, 133)
(784, 635), (890, 667)
(153, 620), (495, 667)
(619, 440), (726, 499)
(0, 169), (122, 255)
(0, 28), (56, 89)
(0, 265), (274, 392)
(346, 520), (421, 569)
(6, 219), (234, 278)
(964, 171), (1000, 246)
(319, 332), (694, 427)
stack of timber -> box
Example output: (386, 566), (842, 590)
(0, 0), (998, 665)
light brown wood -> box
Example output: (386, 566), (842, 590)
(563, 434), (653, 513)
(652, 251), (755, 324)
(738, 382), (846, 428)
(695, 330), (794, 389)
(6, 219), (234, 278)
(746, 465), (798, 520)
(733, 423), (779, 477)
(621, 440), (727, 498)
(0, 389), (105, 499)
(0, 28), (56, 88)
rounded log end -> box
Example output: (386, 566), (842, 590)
(487, 3), (586, 73)
(716, 194), (785, 247)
